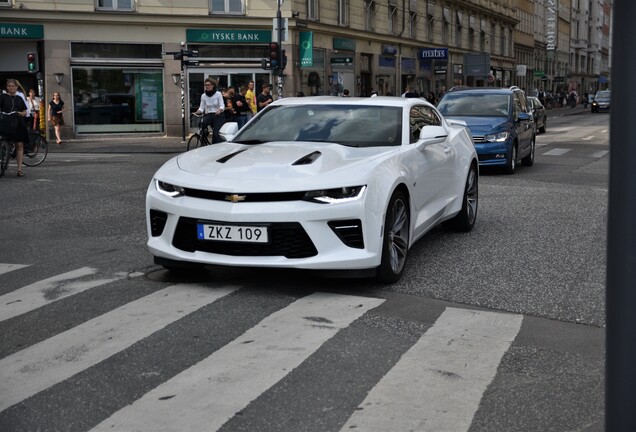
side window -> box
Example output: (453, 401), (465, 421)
(512, 94), (521, 118)
(409, 105), (442, 143)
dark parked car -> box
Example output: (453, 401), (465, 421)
(527, 96), (547, 133)
(591, 90), (610, 113)
(437, 86), (536, 174)
(75, 93), (135, 125)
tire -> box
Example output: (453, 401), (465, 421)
(377, 190), (410, 284)
(521, 137), (535, 167)
(504, 143), (517, 174)
(187, 134), (202, 151)
(0, 140), (9, 177)
(22, 132), (48, 167)
(443, 164), (478, 232)
(539, 118), (546, 134)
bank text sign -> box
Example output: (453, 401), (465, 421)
(187, 29), (272, 43)
(0, 23), (43, 39)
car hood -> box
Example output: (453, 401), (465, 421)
(165, 141), (397, 191)
(442, 116), (511, 137)
(593, 97), (610, 103)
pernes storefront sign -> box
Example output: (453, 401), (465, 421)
(0, 23), (43, 39)
(187, 29), (272, 43)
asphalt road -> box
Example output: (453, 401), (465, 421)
(0, 109), (607, 431)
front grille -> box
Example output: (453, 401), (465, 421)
(472, 136), (486, 143)
(172, 217), (318, 258)
(183, 188), (306, 202)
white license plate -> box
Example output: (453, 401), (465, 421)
(197, 223), (268, 243)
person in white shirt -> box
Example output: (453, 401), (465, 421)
(26, 88), (41, 130)
(193, 78), (225, 143)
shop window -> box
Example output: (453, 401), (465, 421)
(96, 0), (134, 11)
(210, 0), (245, 15)
(71, 42), (162, 59)
(72, 67), (164, 134)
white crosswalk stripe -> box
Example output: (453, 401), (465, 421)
(90, 292), (384, 432)
(542, 148), (571, 156)
(0, 263), (29, 276)
(0, 267), (123, 322)
(0, 266), (526, 431)
(0, 283), (238, 411)
(340, 307), (523, 432)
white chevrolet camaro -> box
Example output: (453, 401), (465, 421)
(146, 96), (478, 283)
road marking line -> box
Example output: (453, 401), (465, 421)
(582, 136), (595, 141)
(90, 292), (385, 432)
(542, 148), (571, 156)
(0, 284), (237, 411)
(589, 150), (608, 158)
(0, 263), (29, 276)
(340, 307), (522, 432)
(0, 267), (122, 322)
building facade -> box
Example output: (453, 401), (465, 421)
(0, 0), (609, 140)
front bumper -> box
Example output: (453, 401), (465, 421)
(473, 141), (512, 167)
(146, 184), (385, 271)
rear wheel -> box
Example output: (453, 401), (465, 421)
(539, 118), (546, 133)
(377, 190), (410, 284)
(187, 134), (203, 151)
(443, 164), (478, 232)
(22, 132), (48, 167)
(0, 140), (10, 177)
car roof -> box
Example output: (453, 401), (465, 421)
(445, 87), (519, 95)
(270, 96), (436, 109)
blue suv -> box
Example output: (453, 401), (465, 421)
(437, 87), (535, 174)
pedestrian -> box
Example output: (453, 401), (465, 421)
(26, 88), (41, 131)
(48, 91), (65, 144)
(256, 83), (274, 112)
(370, 90), (378, 97)
(296, 91), (305, 97)
(0, 79), (29, 177)
(222, 86), (236, 123)
(192, 77), (225, 144)
(245, 80), (257, 119)
(233, 85), (250, 128)
(342, 89), (350, 97)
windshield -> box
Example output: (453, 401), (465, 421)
(437, 93), (510, 117)
(595, 91), (610, 99)
(232, 104), (403, 147)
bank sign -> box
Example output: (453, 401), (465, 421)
(0, 23), (43, 39)
(187, 29), (272, 43)
(419, 48), (448, 61)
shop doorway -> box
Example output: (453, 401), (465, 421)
(187, 68), (271, 128)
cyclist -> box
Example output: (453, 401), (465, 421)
(1, 79), (28, 177)
(192, 78), (224, 144)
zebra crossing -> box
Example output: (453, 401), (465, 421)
(0, 263), (525, 431)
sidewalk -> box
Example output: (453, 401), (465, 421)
(46, 104), (590, 154)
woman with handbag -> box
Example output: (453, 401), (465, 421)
(0, 79), (28, 177)
(48, 92), (65, 144)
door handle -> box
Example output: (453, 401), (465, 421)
(444, 146), (451, 154)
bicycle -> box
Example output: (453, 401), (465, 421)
(187, 113), (212, 151)
(0, 111), (19, 177)
(22, 130), (48, 167)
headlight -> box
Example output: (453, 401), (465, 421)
(483, 131), (509, 143)
(303, 185), (366, 204)
(155, 179), (185, 198)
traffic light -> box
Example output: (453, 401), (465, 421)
(269, 42), (280, 70)
(27, 52), (37, 73)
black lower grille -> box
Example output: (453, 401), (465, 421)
(172, 217), (318, 258)
(328, 219), (364, 249)
(149, 209), (168, 237)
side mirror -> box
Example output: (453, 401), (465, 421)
(417, 125), (448, 147)
(219, 122), (239, 141)
(518, 112), (531, 122)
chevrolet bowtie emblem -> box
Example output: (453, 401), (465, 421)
(225, 194), (246, 203)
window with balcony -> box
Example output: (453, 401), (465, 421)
(338, 0), (349, 26)
(388, 3), (398, 35)
(442, 7), (450, 44)
(96, 0), (134, 11)
(365, 0), (376, 32)
(308, 0), (319, 21)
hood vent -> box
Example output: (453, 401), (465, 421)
(292, 151), (322, 166)
(217, 149), (248, 164)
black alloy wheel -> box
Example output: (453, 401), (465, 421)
(377, 190), (410, 284)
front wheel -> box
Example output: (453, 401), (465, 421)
(539, 118), (546, 134)
(521, 138), (535, 167)
(443, 164), (478, 232)
(187, 134), (202, 151)
(504, 144), (517, 174)
(22, 132), (48, 167)
(377, 190), (410, 284)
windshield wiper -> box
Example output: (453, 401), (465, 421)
(232, 139), (268, 144)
